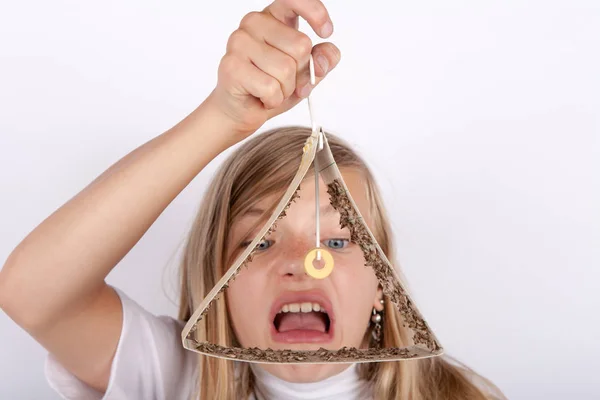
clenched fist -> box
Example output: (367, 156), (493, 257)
(207, 0), (341, 141)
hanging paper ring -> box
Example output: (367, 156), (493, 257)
(304, 248), (334, 279)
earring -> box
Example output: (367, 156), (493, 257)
(370, 299), (384, 347)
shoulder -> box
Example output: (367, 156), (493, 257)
(115, 287), (198, 392)
(46, 287), (198, 400)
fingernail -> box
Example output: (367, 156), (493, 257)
(320, 21), (333, 37)
(299, 83), (312, 98)
(316, 55), (329, 74)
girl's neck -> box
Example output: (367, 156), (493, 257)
(249, 363), (372, 400)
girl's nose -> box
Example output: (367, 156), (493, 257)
(275, 239), (314, 280)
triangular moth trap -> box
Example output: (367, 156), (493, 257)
(181, 131), (444, 364)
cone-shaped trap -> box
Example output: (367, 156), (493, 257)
(181, 132), (443, 363)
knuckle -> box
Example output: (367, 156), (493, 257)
(294, 34), (313, 59)
(281, 57), (297, 79)
(219, 54), (238, 80)
(226, 29), (247, 53)
(263, 81), (282, 106)
(239, 11), (261, 29)
(265, 79), (281, 98)
(283, 82), (295, 98)
(280, 0), (295, 8)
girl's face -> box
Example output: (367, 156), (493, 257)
(226, 169), (383, 383)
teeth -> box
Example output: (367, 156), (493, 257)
(278, 302), (326, 314)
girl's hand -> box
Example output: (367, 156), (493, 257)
(207, 0), (341, 142)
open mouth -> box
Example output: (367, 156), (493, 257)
(270, 292), (335, 344)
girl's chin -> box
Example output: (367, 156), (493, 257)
(253, 363), (352, 384)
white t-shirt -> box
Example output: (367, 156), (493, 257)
(45, 287), (372, 400)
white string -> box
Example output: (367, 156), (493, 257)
(315, 154), (321, 260)
(308, 54), (322, 260)
(308, 56), (318, 137)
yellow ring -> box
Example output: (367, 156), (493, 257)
(304, 248), (334, 279)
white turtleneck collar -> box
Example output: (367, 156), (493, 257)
(248, 363), (373, 400)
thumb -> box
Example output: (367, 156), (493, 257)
(308, 42), (341, 80)
(297, 42), (341, 98)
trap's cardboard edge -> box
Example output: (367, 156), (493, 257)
(181, 134), (319, 345)
(316, 135), (442, 349)
(317, 134), (444, 351)
(181, 339), (444, 364)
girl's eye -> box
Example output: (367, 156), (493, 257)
(255, 239), (272, 250)
(240, 239), (272, 250)
(325, 239), (349, 249)
(241, 239), (272, 251)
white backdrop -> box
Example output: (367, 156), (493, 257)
(1, 1), (599, 399)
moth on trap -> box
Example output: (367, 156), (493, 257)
(181, 56), (444, 364)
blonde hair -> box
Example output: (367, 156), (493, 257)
(178, 126), (506, 399)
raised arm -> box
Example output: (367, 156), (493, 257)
(0, 0), (339, 392)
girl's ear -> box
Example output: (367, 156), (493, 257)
(373, 285), (384, 311)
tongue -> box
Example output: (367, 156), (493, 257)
(277, 312), (327, 333)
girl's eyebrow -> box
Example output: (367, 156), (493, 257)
(242, 207), (265, 217)
(241, 204), (338, 219)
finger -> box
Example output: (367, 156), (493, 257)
(251, 44), (297, 100)
(241, 12), (313, 98)
(227, 29), (297, 100)
(295, 42), (341, 98)
(220, 55), (284, 110)
(242, 12), (314, 98)
(240, 12), (313, 65)
(265, 0), (333, 38)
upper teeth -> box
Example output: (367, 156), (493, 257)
(278, 302), (326, 314)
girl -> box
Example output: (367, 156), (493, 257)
(0, 0), (506, 399)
